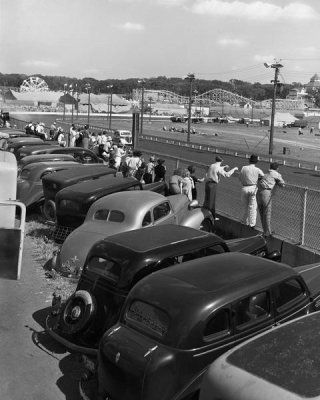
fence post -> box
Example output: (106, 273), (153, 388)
(175, 159), (179, 169)
(300, 188), (307, 245)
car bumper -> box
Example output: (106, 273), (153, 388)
(45, 313), (98, 356)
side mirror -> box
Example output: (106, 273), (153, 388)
(267, 250), (281, 262)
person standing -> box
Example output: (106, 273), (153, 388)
(154, 159), (166, 182)
(257, 162), (285, 237)
(239, 154), (264, 228)
(181, 168), (194, 201)
(82, 125), (90, 149)
(203, 156), (238, 219)
(143, 156), (156, 184)
(169, 168), (183, 195)
(69, 124), (77, 147)
(188, 165), (205, 200)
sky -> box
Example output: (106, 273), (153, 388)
(1, 0), (320, 85)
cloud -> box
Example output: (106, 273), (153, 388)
(117, 22), (145, 31)
(191, 1), (319, 21)
(21, 60), (58, 68)
(218, 37), (247, 47)
(156, 0), (187, 6)
(254, 55), (277, 63)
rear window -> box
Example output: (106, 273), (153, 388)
(86, 256), (120, 283)
(125, 300), (169, 337)
(93, 209), (124, 222)
(274, 279), (305, 311)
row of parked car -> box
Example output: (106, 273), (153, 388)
(6, 129), (320, 400)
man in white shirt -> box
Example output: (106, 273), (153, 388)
(257, 162), (285, 237)
(203, 155), (238, 219)
(239, 154), (264, 228)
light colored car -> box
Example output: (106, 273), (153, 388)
(17, 161), (80, 208)
(54, 191), (213, 273)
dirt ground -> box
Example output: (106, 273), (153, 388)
(0, 214), (84, 400)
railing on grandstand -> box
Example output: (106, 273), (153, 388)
(7, 116), (320, 252)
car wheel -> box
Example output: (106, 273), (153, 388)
(60, 290), (97, 335)
(42, 199), (56, 222)
(200, 218), (213, 232)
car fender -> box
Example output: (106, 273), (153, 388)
(180, 207), (213, 230)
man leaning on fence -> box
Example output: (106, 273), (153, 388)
(257, 162), (285, 237)
(239, 154), (264, 228)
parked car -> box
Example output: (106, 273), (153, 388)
(93, 253), (320, 400)
(16, 145), (104, 164)
(6, 137), (45, 156)
(53, 191), (213, 274)
(42, 165), (118, 222)
(47, 225), (280, 354)
(113, 130), (132, 146)
(18, 153), (76, 175)
(16, 144), (61, 160)
(199, 310), (320, 400)
(17, 161), (81, 208)
(53, 176), (167, 242)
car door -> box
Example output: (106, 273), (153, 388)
(272, 278), (311, 325)
(231, 290), (274, 347)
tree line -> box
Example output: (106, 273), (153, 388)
(0, 72), (298, 101)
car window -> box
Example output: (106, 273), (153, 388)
(109, 210), (125, 222)
(94, 209), (109, 220)
(73, 152), (82, 162)
(86, 256), (120, 283)
(20, 169), (31, 180)
(274, 279), (305, 311)
(153, 202), (171, 222)
(125, 300), (169, 337)
(83, 154), (95, 162)
(204, 309), (230, 339)
(142, 211), (152, 226)
(233, 291), (270, 328)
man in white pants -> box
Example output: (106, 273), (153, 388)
(239, 154), (264, 228)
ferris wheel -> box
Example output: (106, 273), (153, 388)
(20, 76), (49, 92)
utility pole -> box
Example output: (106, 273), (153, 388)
(185, 73), (195, 143)
(107, 85), (113, 131)
(138, 80), (146, 136)
(264, 61), (283, 156)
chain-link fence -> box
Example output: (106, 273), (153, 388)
(8, 117), (320, 251)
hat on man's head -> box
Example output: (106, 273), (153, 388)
(270, 162), (279, 170)
(216, 156), (223, 162)
(249, 154), (258, 164)
(149, 156), (155, 161)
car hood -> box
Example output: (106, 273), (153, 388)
(58, 221), (138, 273)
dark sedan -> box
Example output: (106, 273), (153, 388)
(46, 225), (280, 355)
(94, 253), (320, 400)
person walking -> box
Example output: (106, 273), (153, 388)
(69, 124), (77, 147)
(143, 156), (156, 184)
(239, 154), (264, 228)
(257, 162), (285, 237)
(203, 156), (238, 220)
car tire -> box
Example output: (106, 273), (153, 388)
(60, 290), (97, 335)
(200, 218), (213, 232)
(42, 199), (56, 222)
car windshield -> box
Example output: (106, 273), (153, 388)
(20, 169), (31, 180)
(86, 256), (121, 283)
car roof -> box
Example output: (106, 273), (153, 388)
(103, 225), (216, 253)
(8, 137), (43, 144)
(19, 153), (76, 164)
(222, 312), (320, 398)
(42, 164), (112, 184)
(87, 190), (165, 215)
(18, 144), (59, 152)
(22, 161), (79, 172)
(57, 175), (138, 197)
(128, 253), (296, 317)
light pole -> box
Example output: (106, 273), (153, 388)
(85, 83), (91, 126)
(69, 84), (74, 126)
(148, 96), (153, 122)
(63, 83), (67, 121)
(264, 61), (283, 155)
(107, 85), (113, 131)
(138, 79), (146, 136)
(75, 83), (79, 121)
(185, 73), (195, 143)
